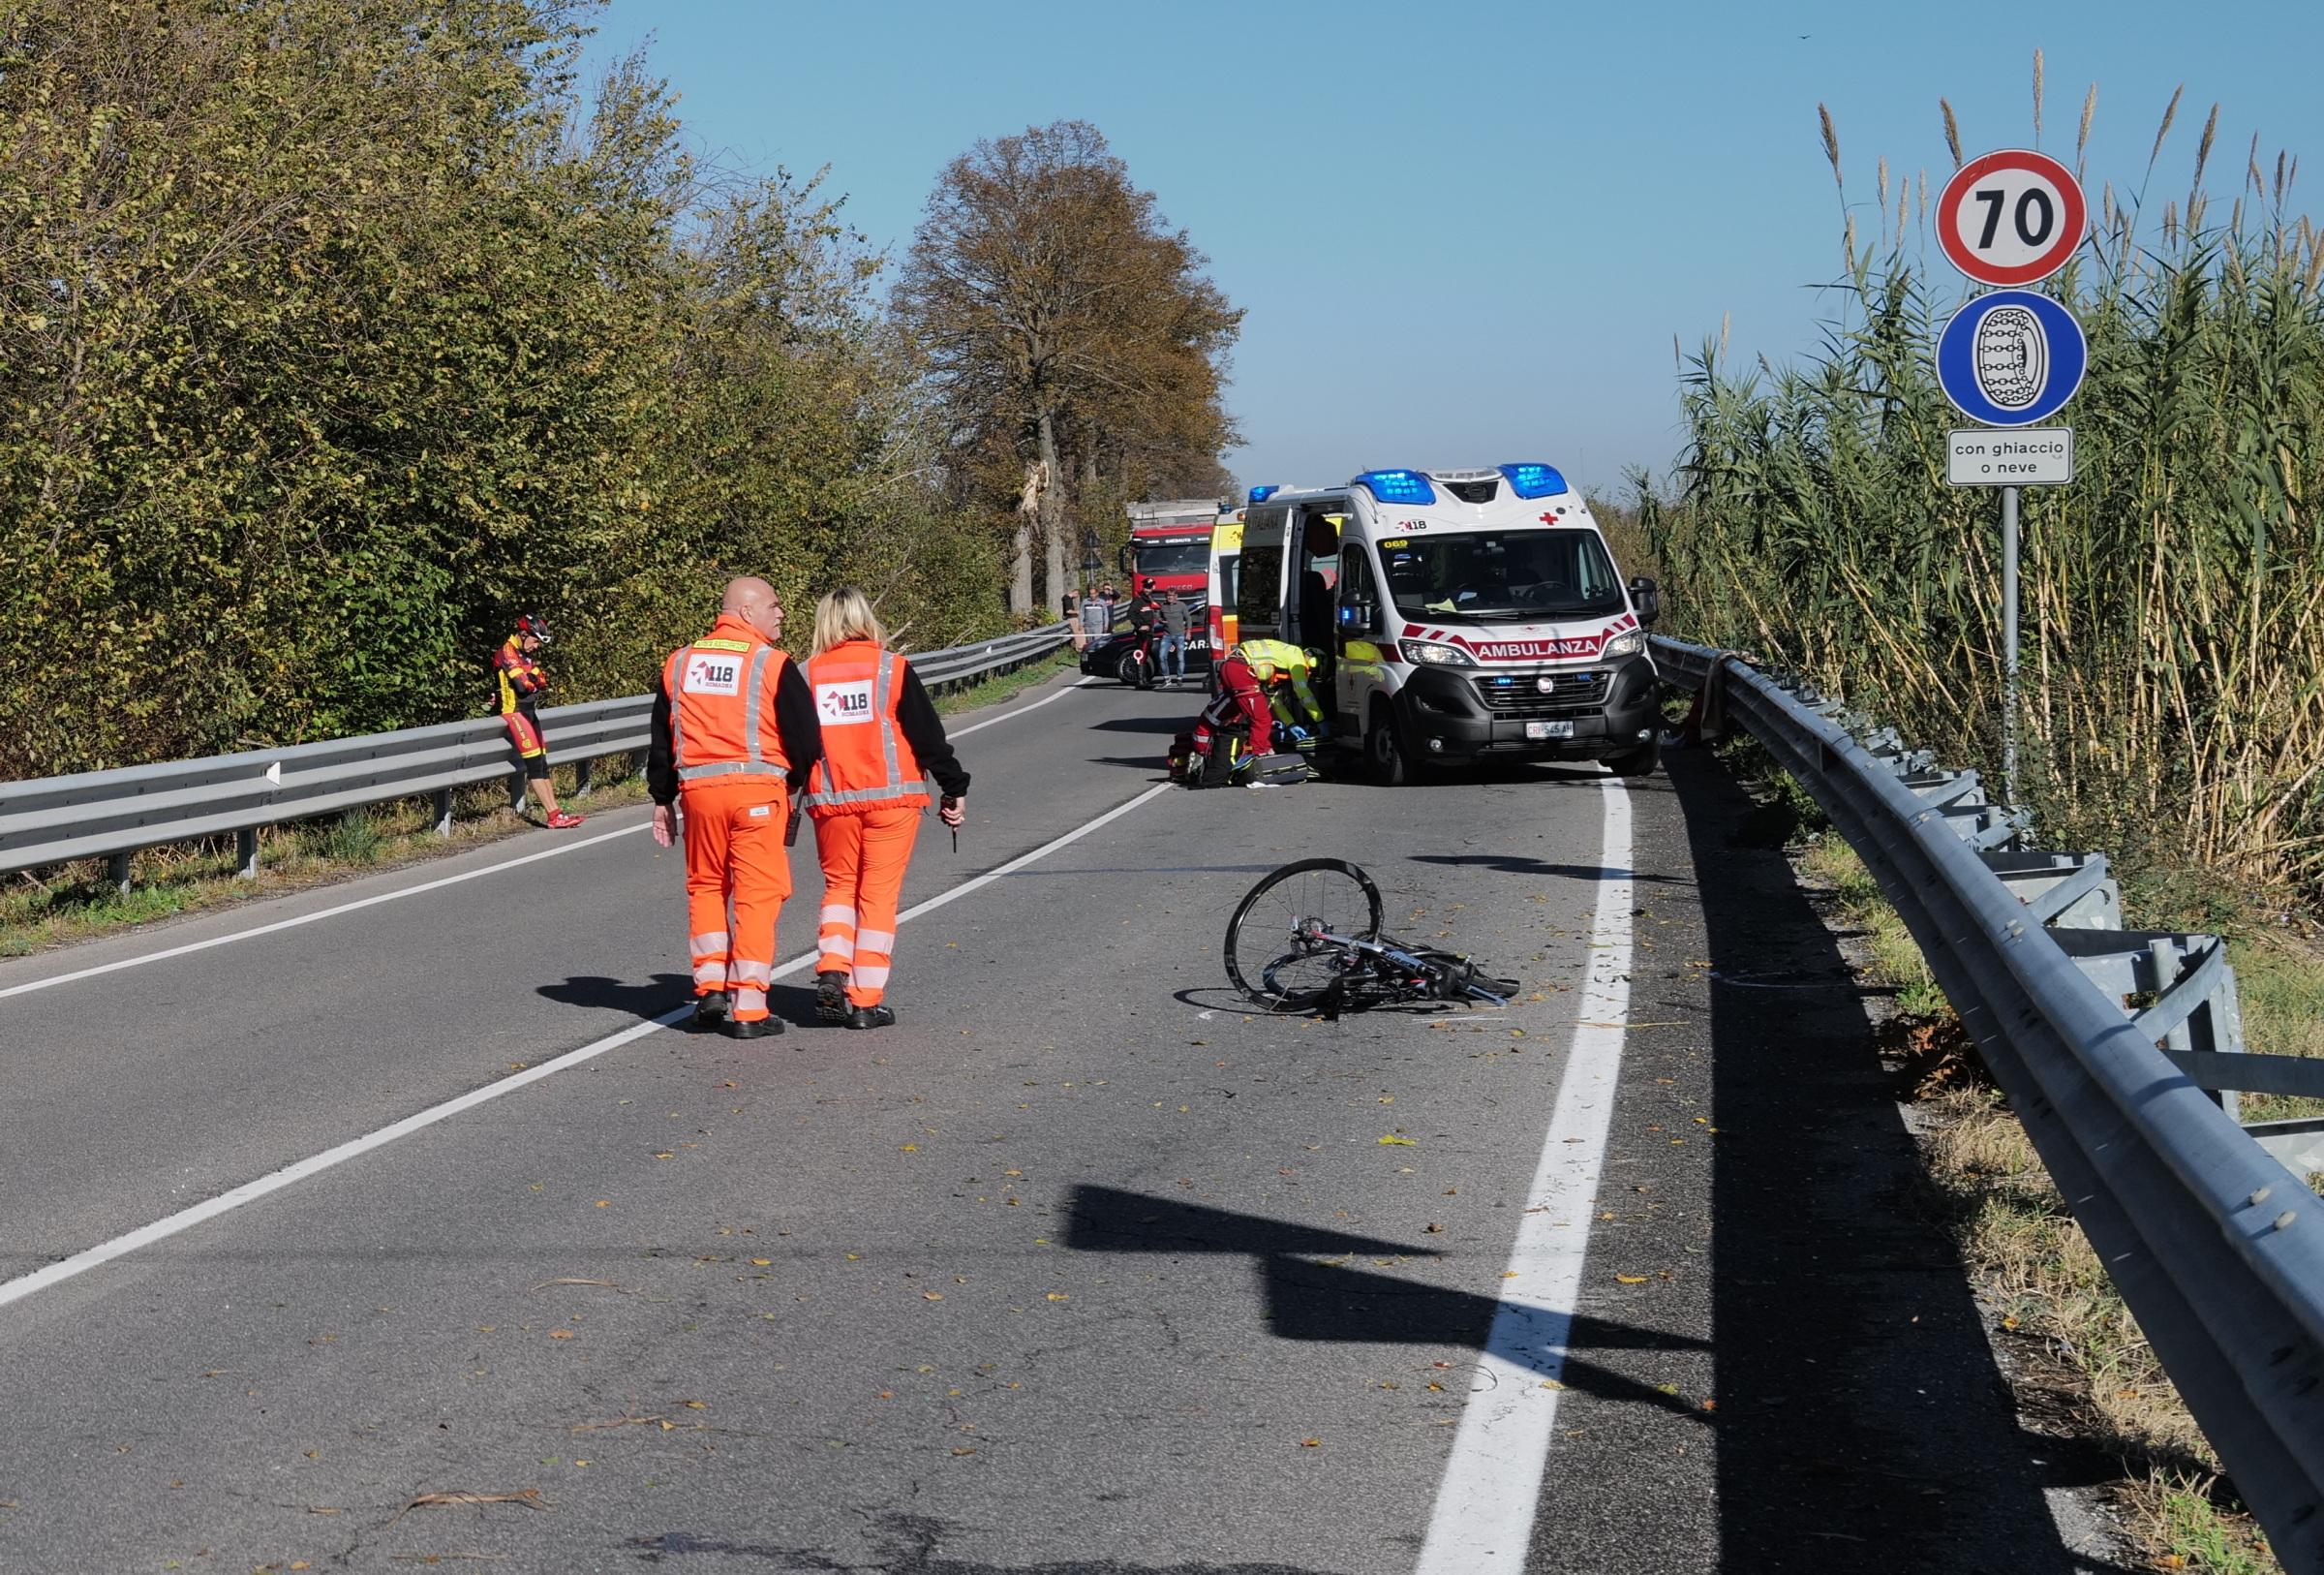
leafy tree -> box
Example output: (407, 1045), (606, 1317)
(894, 120), (1240, 614)
(0, 1), (1013, 779)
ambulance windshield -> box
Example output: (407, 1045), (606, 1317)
(1379, 530), (1625, 621)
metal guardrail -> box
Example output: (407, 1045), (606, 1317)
(1653, 634), (2324, 1562)
(1, 622), (1071, 885)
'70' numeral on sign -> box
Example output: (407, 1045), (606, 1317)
(1972, 186), (2056, 250)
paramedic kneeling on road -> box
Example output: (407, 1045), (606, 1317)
(1193, 639), (1323, 784)
(647, 576), (823, 1039)
(800, 588), (969, 1031)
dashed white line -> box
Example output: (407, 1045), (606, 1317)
(0, 779), (1176, 1311)
(1414, 778), (1635, 1575)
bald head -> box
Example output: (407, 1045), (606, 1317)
(722, 576), (784, 639)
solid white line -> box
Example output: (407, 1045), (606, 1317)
(0, 676), (1105, 1004)
(947, 674), (1099, 738)
(1413, 778), (1635, 1575)
(0, 779), (1177, 1312)
(0, 823), (648, 1004)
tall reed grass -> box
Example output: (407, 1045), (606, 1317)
(1647, 63), (2324, 894)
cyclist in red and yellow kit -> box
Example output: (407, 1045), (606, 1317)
(495, 611), (584, 829)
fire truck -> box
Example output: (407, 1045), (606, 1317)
(1123, 498), (1223, 602)
(1082, 497), (1229, 684)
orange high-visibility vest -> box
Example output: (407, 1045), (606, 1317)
(798, 640), (925, 812)
(661, 615), (793, 786)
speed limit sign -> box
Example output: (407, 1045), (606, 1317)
(1936, 149), (2087, 287)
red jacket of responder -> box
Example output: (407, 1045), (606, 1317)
(1203, 651), (1277, 747)
(797, 640), (927, 814)
(659, 614), (795, 786)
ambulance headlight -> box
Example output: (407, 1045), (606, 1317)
(1603, 630), (1645, 658)
(1398, 638), (1475, 667)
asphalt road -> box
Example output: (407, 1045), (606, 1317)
(0, 671), (2119, 1573)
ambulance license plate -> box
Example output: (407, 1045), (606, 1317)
(1526, 720), (1575, 740)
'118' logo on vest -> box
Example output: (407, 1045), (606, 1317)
(817, 679), (875, 725)
(685, 655), (743, 696)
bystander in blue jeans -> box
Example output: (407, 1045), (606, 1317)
(1158, 631), (1186, 680)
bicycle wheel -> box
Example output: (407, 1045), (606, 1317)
(1225, 858), (1384, 1010)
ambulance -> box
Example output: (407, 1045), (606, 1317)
(1234, 464), (1664, 784)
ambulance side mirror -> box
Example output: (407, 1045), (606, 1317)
(1629, 576), (1660, 627)
(1339, 599), (1377, 635)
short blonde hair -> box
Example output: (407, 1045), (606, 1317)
(810, 586), (887, 656)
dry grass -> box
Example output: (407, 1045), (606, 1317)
(1797, 834), (1947, 1016)
(2229, 929), (2324, 1125)
(1796, 831), (2287, 1570)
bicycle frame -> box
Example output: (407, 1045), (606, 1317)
(1263, 925), (1512, 1008)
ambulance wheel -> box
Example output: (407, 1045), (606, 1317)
(1365, 702), (1412, 787)
(1605, 733), (1662, 778)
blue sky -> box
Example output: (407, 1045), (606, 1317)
(580, 0), (2324, 500)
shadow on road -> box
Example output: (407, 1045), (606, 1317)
(1669, 745), (2129, 1573)
(1089, 715), (1191, 736)
(1410, 851), (1689, 884)
(1065, 1185), (1713, 1426)
(536, 971), (819, 1029)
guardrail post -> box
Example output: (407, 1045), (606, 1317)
(507, 772), (527, 815)
(235, 827), (259, 880)
(573, 757), (594, 798)
(433, 788), (454, 838)
(107, 850), (131, 895)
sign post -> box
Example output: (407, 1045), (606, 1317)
(1934, 149), (2087, 801)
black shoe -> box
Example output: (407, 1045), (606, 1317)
(728, 1015), (783, 1039)
(845, 1004), (896, 1031)
(692, 991), (730, 1026)
(814, 972), (849, 1023)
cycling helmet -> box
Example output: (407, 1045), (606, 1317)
(515, 611), (552, 646)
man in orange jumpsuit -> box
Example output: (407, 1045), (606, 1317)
(799, 588), (969, 1030)
(646, 577), (823, 1038)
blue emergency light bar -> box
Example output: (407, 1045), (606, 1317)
(1247, 484), (1282, 504)
(1352, 469), (1436, 506)
(1497, 462), (1570, 500)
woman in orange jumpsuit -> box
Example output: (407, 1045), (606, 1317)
(799, 589), (970, 1030)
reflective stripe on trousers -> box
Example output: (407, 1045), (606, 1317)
(679, 777), (792, 1022)
(689, 928), (732, 990)
(810, 803), (920, 1008)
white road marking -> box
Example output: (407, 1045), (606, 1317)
(947, 674), (1099, 738)
(0, 823), (647, 1004)
(0, 780), (1176, 1311)
(0, 675), (1105, 1004)
(1414, 778), (1635, 1575)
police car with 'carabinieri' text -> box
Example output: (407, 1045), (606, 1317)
(1232, 463), (1663, 784)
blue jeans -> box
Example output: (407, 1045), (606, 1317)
(1158, 632), (1186, 677)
